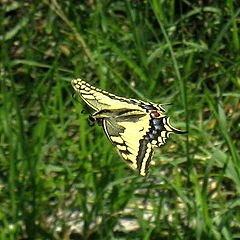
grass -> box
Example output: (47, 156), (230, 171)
(0, 0), (240, 239)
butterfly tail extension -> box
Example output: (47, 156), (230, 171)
(164, 117), (187, 134)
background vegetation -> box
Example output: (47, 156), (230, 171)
(1, 0), (240, 239)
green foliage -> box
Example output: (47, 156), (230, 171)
(0, 0), (240, 239)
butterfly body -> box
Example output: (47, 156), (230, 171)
(72, 78), (186, 176)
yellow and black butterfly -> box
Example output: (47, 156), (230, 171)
(72, 79), (186, 176)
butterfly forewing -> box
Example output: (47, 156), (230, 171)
(72, 79), (166, 112)
(71, 78), (186, 176)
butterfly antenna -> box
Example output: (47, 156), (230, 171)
(162, 103), (173, 106)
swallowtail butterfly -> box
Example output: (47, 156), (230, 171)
(72, 79), (186, 176)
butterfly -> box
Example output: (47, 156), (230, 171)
(72, 78), (186, 176)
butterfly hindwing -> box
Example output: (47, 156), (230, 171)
(71, 78), (186, 176)
(100, 110), (153, 176)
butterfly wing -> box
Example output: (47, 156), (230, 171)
(101, 111), (154, 176)
(99, 110), (184, 176)
(71, 78), (166, 112)
(72, 78), (187, 176)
